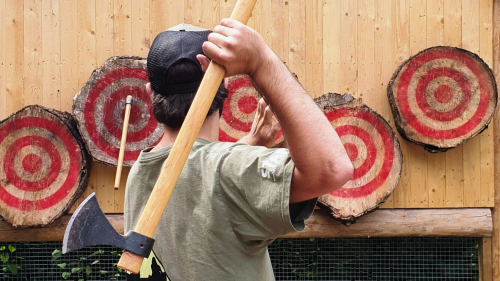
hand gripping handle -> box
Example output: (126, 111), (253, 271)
(117, 0), (258, 273)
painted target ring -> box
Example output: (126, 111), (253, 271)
(316, 94), (403, 225)
(0, 106), (90, 226)
(73, 56), (163, 167)
(388, 46), (497, 151)
(219, 74), (283, 144)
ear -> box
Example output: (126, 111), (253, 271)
(145, 83), (153, 94)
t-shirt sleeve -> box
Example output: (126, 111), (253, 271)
(218, 144), (317, 242)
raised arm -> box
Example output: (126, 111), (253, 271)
(203, 19), (354, 203)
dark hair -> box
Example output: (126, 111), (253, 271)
(152, 58), (227, 129)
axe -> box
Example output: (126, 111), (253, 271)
(63, 0), (258, 274)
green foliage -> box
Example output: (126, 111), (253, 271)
(0, 243), (22, 278)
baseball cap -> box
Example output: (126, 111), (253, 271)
(147, 23), (223, 96)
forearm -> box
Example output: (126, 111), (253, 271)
(251, 51), (352, 200)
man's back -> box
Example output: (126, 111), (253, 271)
(124, 139), (316, 280)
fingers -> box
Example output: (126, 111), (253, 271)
(270, 121), (282, 139)
(220, 18), (241, 28)
(212, 25), (233, 37)
(208, 32), (229, 48)
(196, 55), (210, 72)
(202, 41), (223, 62)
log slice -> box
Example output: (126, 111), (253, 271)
(0, 105), (90, 226)
(73, 56), (163, 166)
(316, 93), (403, 225)
(388, 46), (497, 152)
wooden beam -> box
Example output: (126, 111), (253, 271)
(0, 214), (123, 242)
(0, 208), (492, 242)
(282, 208), (493, 238)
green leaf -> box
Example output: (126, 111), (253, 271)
(309, 238), (315, 242)
(98, 249), (104, 255)
(111, 251), (117, 257)
(80, 257), (86, 260)
(7, 245), (15, 253)
(86, 265), (91, 275)
(100, 270), (108, 275)
(62, 272), (71, 279)
(52, 249), (62, 261)
(115, 273), (121, 277)
(71, 267), (83, 273)
(78, 279), (84, 281)
(117, 268), (122, 272)
(91, 260), (99, 265)
(57, 263), (66, 269)
(0, 252), (9, 263)
(8, 264), (17, 275)
(3, 266), (8, 272)
(0, 246), (5, 251)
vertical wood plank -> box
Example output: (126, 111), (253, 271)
(376, 0), (394, 208)
(76, 0), (97, 208)
(391, 0), (411, 208)
(0, 0), (6, 120)
(60, 0), (78, 113)
(256, 0), (272, 46)
(23, 0), (42, 106)
(462, 0), (480, 207)
(492, 2), (500, 278)
(443, 0), (464, 207)
(288, 0), (306, 86)
(340, 0), (358, 95)
(426, 0), (446, 208)
(358, 0), (375, 106)
(114, 0), (132, 56)
(271, 0), (289, 65)
(221, 0), (237, 19)
(150, 0), (184, 39)
(479, 237), (493, 281)
(305, 0), (323, 98)
(95, 0), (115, 213)
(322, 0), (341, 94)
(408, 0), (428, 208)
(479, 0), (495, 208)
(5, 0), (24, 115)
(41, 0), (61, 110)
(131, 0), (150, 57)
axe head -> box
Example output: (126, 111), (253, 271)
(63, 193), (155, 257)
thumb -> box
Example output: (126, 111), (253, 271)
(196, 54), (210, 73)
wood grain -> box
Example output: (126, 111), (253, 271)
(0, 208), (492, 242)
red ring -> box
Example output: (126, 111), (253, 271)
(221, 77), (255, 132)
(326, 108), (395, 198)
(335, 125), (376, 180)
(0, 117), (81, 211)
(4, 136), (61, 192)
(396, 48), (491, 139)
(83, 68), (159, 161)
(102, 86), (157, 143)
(415, 67), (471, 121)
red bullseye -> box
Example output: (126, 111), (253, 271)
(395, 48), (492, 139)
(0, 117), (81, 211)
(22, 154), (42, 174)
(238, 96), (258, 114)
(343, 143), (358, 162)
(434, 85), (453, 104)
(123, 105), (141, 125)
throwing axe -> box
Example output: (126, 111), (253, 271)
(62, 0), (258, 274)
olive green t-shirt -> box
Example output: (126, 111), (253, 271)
(124, 139), (317, 281)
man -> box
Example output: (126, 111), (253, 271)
(124, 20), (353, 280)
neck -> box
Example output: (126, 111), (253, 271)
(152, 112), (220, 151)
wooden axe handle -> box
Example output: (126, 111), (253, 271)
(117, 0), (258, 273)
(114, 95), (133, 190)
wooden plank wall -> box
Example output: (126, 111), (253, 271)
(0, 0), (494, 213)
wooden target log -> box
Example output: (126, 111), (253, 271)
(73, 56), (163, 166)
(316, 93), (403, 225)
(388, 46), (497, 152)
(219, 74), (283, 144)
(0, 106), (90, 226)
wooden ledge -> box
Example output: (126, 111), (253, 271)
(0, 208), (492, 242)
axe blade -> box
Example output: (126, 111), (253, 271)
(63, 193), (154, 257)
